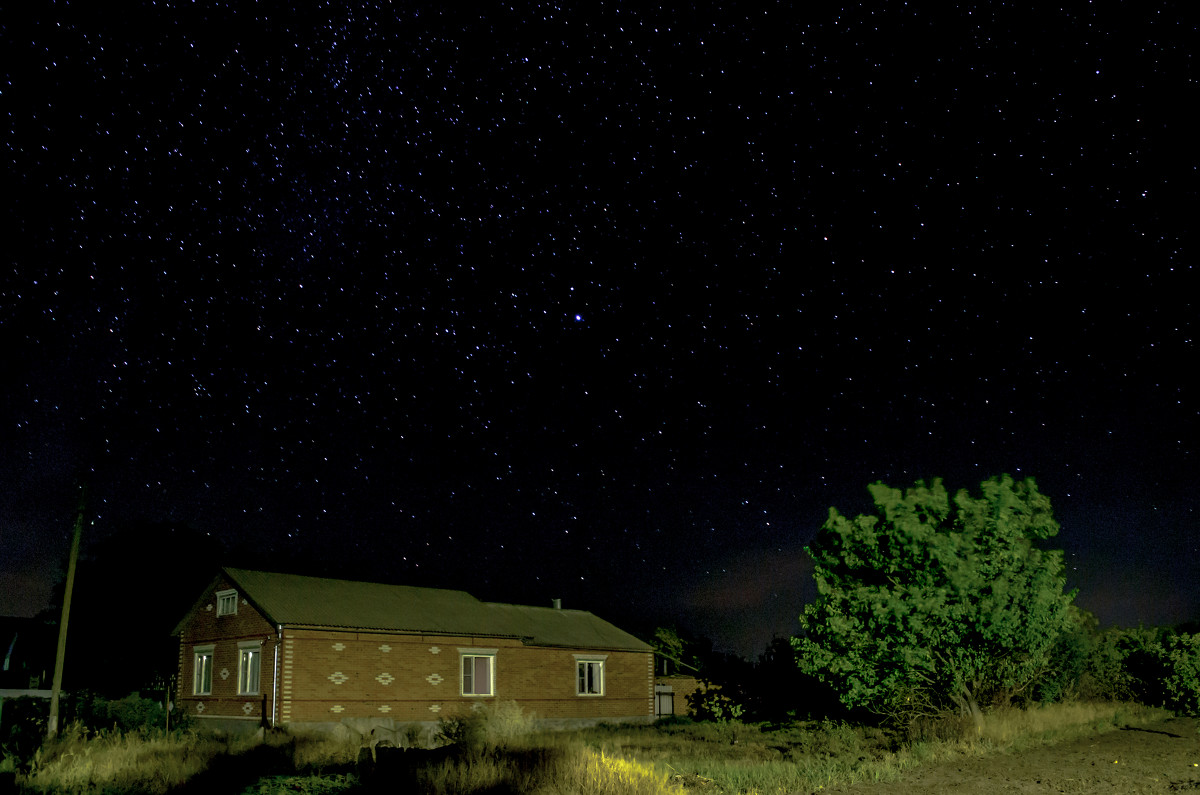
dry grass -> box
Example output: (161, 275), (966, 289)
(13, 701), (1171, 794)
(284, 730), (361, 770)
(402, 702), (684, 794)
(567, 701), (1172, 794)
(397, 743), (684, 795)
(978, 700), (1160, 747)
(20, 724), (226, 794)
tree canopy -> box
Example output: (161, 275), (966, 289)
(795, 475), (1075, 723)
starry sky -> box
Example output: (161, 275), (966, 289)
(3, 2), (1196, 658)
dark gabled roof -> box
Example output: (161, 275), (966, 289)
(222, 568), (484, 634)
(196, 568), (649, 652)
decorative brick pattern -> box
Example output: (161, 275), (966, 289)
(379, 644), (392, 653)
(429, 646), (440, 654)
(281, 637), (294, 723)
(175, 575), (281, 725)
(277, 633), (651, 723)
(332, 642), (345, 651)
(647, 653), (656, 716)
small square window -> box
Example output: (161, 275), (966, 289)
(216, 589), (238, 616)
(238, 643), (261, 695)
(461, 653), (495, 696)
(577, 659), (604, 696)
(193, 646), (214, 695)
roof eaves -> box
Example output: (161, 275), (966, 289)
(519, 638), (648, 651)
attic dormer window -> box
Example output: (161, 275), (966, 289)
(216, 589), (238, 616)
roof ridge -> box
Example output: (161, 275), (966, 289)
(222, 565), (474, 593)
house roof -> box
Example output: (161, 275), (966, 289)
(195, 568), (649, 652)
(0, 616), (56, 689)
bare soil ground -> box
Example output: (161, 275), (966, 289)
(824, 716), (1200, 794)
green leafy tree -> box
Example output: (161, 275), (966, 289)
(649, 626), (708, 675)
(795, 475), (1075, 725)
(651, 627), (686, 667)
(1036, 606), (1099, 703)
(1160, 633), (1200, 715)
(1089, 627), (1165, 703)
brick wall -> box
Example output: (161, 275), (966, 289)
(654, 674), (704, 716)
(281, 629), (653, 723)
(176, 576), (277, 723)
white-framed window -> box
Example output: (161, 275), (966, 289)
(459, 647), (497, 697)
(238, 642), (261, 695)
(575, 654), (607, 696)
(216, 589), (238, 616)
(193, 645), (214, 695)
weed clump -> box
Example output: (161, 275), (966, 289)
(435, 700), (537, 752)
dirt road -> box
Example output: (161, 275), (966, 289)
(824, 716), (1200, 794)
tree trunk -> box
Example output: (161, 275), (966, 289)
(951, 688), (985, 734)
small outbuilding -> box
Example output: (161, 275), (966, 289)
(172, 568), (654, 733)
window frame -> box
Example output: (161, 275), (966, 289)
(574, 654), (607, 697)
(193, 645), (214, 696)
(216, 589), (238, 617)
(458, 647), (497, 697)
(237, 641), (262, 695)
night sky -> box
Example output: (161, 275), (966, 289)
(3, 2), (1196, 658)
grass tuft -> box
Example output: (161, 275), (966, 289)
(21, 724), (225, 794)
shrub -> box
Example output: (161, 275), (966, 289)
(105, 694), (169, 733)
(1078, 629), (1134, 701)
(689, 689), (744, 723)
(1083, 627), (1199, 712)
(1035, 607), (1098, 703)
(435, 700), (536, 752)
(1120, 629), (1174, 706)
(905, 711), (980, 744)
(0, 696), (47, 772)
(1160, 633), (1200, 715)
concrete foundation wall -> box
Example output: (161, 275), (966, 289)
(275, 714), (656, 749)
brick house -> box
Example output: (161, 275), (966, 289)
(173, 568), (654, 732)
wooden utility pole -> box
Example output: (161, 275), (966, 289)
(47, 483), (87, 739)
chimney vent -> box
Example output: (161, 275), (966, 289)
(551, 598), (562, 610)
